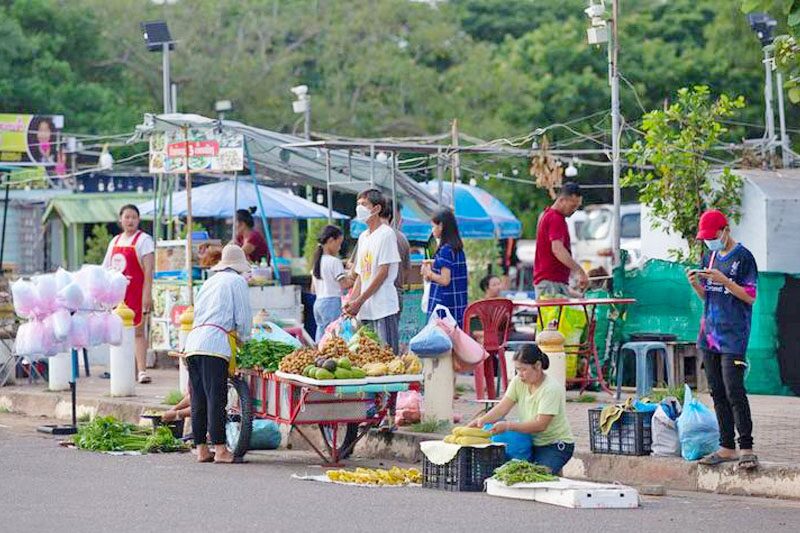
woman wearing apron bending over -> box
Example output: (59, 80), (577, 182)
(103, 204), (155, 384)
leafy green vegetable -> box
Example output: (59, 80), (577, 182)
(492, 459), (558, 486)
(237, 339), (295, 372)
(74, 416), (186, 453)
(163, 390), (184, 406)
(355, 326), (380, 343)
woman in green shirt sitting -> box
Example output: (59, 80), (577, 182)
(468, 344), (575, 474)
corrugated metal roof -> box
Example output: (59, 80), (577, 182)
(42, 193), (152, 225)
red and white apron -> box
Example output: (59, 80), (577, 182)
(109, 231), (146, 327)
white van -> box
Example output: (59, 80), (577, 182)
(573, 204), (642, 273)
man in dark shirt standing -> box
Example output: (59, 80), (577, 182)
(688, 209), (758, 470)
(533, 182), (588, 298)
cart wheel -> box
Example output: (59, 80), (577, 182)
(225, 376), (252, 458)
(319, 423), (359, 460)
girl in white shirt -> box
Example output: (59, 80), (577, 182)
(312, 225), (353, 341)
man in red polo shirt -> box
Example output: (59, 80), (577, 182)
(533, 182), (588, 298)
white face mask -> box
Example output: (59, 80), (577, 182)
(355, 204), (373, 222)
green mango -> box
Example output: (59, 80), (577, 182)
(349, 368), (366, 379)
(315, 368), (335, 380)
(337, 357), (352, 370)
(302, 365), (315, 377)
(334, 368), (353, 379)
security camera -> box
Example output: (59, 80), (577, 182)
(584, 1), (606, 20)
(290, 85), (308, 98)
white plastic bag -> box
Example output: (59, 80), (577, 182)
(87, 313), (107, 347)
(51, 309), (73, 341)
(420, 279), (431, 313)
(69, 312), (90, 348)
(408, 305), (453, 356)
(651, 403), (682, 457)
(33, 275), (59, 315)
(55, 267), (73, 291)
(105, 313), (124, 346)
(10, 279), (39, 318)
(106, 270), (129, 307)
(57, 282), (85, 311)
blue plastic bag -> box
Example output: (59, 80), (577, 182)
(676, 384), (719, 461)
(408, 308), (453, 356)
(249, 420), (282, 450)
(484, 423), (533, 461)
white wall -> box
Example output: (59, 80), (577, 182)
(640, 204), (689, 262)
(764, 197), (800, 273)
(731, 179), (768, 270)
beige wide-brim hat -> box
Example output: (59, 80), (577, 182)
(210, 243), (251, 274)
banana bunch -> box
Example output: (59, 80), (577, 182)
(401, 353), (422, 374)
(443, 426), (493, 446)
(326, 467), (422, 485)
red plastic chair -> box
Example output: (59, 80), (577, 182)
(463, 298), (514, 400)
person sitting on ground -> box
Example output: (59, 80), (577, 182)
(468, 344), (575, 474)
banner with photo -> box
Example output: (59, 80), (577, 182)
(0, 113), (65, 166)
(149, 128), (244, 174)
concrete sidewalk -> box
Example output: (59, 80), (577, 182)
(2, 366), (799, 500)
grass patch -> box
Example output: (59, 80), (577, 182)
(77, 413), (92, 423)
(567, 394), (597, 403)
(407, 418), (450, 434)
(643, 385), (685, 404)
(0, 406), (11, 414)
(163, 390), (184, 406)
(455, 384), (470, 394)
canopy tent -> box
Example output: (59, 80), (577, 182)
(350, 181), (521, 240)
(136, 179), (348, 220)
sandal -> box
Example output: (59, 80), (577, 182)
(138, 371), (152, 384)
(699, 452), (738, 466)
(738, 454), (759, 470)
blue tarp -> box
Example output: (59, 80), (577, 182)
(351, 181), (521, 240)
(137, 179), (348, 219)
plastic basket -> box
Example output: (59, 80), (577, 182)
(588, 407), (653, 456)
(422, 445), (506, 492)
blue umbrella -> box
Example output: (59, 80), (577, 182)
(351, 182), (521, 240)
(137, 179), (348, 219)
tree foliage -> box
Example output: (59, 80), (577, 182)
(624, 86), (745, 262)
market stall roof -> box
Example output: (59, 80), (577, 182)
(42, 193), (152, 225)
(130, 114), (441, 215)
(136, 179), (348, 219)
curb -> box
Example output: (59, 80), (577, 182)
(4, 386), (798, 500)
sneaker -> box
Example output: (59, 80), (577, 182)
(138, 371), (152, 384)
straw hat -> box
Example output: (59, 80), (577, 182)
(210, 243), (251, 273)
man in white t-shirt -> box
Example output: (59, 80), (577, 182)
(343, 189), (401, 354)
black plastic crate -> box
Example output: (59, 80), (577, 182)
(423, 445), (506, 492)
(588, 407), (654, 456)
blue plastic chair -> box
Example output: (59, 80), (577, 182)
(615, 341), (674, 399)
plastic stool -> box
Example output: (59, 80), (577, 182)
(615, 341), (674, 399)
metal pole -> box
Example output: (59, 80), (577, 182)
(450, 119), (459, 210)
(304, 96), (311, 140)
(325, 149), (333, 222)
(776, 70), (791, 168)
(369, 144), (375, 186)
(233, 172), (239, 241)
(162, 43), (171, 114)
(167, 175), (174, 240)
(0, 183), (9, 272)
(609, 0), (622, 268)
(436, 149), (443, 207)
(171, 83), (178, 114)
(764, 48), (777, 162)
(183, 126), (194, 306)
(391, 152), (398, 227)
(153, 175), (160, 241)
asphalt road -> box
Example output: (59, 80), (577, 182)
(1, 412), (798, 533)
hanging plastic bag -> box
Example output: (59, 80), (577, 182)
(409, 308), (453, 356)
(319, 316), (356, 350)
(10, 279), (39, 318)
(420, 279), (431, 313)
(651, 399), (682, 457)
(395, 390), (423, 426)
(51, 309), (72, 341)
(106, 313), (124, 346)
(33, 274), (59, 315)
(106, 270), (129, 307)
(55, 267), (73, 291)
(69, 312), (90, 349)
(484, 423), (533, 461)
(57, 282), (85, 311)
(433, 305), (488, 370)
(677, 384), (719, 461)
(87, 313), (107, 347)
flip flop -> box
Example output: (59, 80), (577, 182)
(699, 452), (738, 466)
(738, 454), (759, 470)
(197, 455), (214, 463)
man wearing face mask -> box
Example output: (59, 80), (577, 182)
(343, 189), (401, 354)
(533, 182), (588, 298)
(687, 209), (758, 470)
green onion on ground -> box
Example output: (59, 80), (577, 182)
(492, 459), (558, 485)
(74, 416), (186, 453)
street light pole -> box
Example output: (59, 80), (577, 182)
(609, 0), (622, 267)
(763, 48), (777, 162)
(776, 70), (791, 167)
(162, 42), (171, 114)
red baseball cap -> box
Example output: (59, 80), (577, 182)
(696, 209), (728, 240)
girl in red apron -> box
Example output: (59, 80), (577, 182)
(104, 204), (155, 384)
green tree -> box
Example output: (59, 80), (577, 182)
(624, 86), (746, 262)
(84, 224), (112, 265)
(743, 1), (800, 102)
